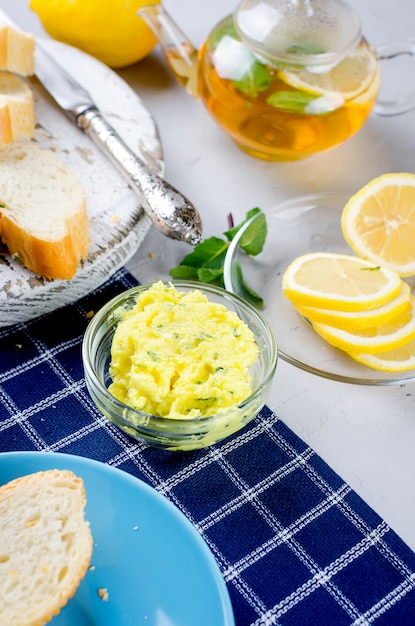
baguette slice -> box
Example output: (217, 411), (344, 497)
(0, 469), (93, 626)
(0, 72), (34, 147)
(0, 142), (89, 280)
(0, 23), (35, 76)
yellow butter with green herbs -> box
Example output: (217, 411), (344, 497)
(108, 281), (259, 419)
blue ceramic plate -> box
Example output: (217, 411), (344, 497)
(0, 452), (235, 626)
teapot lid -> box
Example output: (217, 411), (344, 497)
(234, 0), (362, 72)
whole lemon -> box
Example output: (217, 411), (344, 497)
(30, 0), (161, 68)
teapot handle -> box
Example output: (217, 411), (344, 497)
(373, 41), (415, 116)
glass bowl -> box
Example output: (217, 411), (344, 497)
(82, 280), (277, 451)
(223, 192), (415, 385)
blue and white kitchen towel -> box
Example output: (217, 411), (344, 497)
(1, 267), (415, 625)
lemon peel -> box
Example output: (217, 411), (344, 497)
(282, 252), (402, 312)
(348, 337), (415, 372)
(341, 173), (415, 277)
(294, 281), (411, 331)
(278, 42), (379, 102)
(311, 296), (415, 354)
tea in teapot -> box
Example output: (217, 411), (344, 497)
(139, 0), (415, 161)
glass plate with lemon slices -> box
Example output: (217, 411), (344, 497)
(224, 192), (415, 385)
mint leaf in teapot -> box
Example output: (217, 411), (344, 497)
(208, 20), (239, 49)
(207, 19), (272, 99)
(169, 209), (267, 308)
(266, 90), (342, 115)
(267, 90), (318, 114)
(286, 44), (327, 55)
(233, 62), (272, 98)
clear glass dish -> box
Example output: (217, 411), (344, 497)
(224, 192), (415, 385)
(82, 280), (277, 450)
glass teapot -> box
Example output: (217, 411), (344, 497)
(139, 0), (415, 161)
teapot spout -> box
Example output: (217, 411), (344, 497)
(138, 5), (199, 97)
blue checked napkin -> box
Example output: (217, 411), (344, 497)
(1, 267), (415, 625)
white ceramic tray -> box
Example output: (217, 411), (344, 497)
(0, 16), (163, 327)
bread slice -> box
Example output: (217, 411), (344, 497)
(0, 469), (93, 626)
(0, 23), (35, 76)
(0, 72), (34, 147)
(0, 142), (89, 280)
(0, 23), (35, 147)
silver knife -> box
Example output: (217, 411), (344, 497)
(34, 40), (203, 246)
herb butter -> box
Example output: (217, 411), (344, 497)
(108, 282), (259, 419)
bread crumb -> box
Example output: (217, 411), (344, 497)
(98, 587), (109, 602)
(85, 310), (94, 319)
(148, 253), (155, 260)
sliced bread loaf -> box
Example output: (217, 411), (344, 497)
(0, 72), (34, 146)
(0, 23), (35, 76)
(0, 23), (35, 147)
(0, 142), (89, 280)
(0, 469), (93, 626)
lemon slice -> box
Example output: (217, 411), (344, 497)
(294, 281), (411, 331)
(282, 252), (402, 311)
(341, 173), (415, 277)
(312, 296), (415, 354)
(348, 339), (415, 372)
(278, 42), (379, 101)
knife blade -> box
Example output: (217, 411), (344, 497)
(34, 40), (203, 246)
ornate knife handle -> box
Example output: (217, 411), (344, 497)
(76, 106), (203, 246)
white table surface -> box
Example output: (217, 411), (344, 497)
(3, 0), (415, 552)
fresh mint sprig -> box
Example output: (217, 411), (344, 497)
(169, 208), (267, 308)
